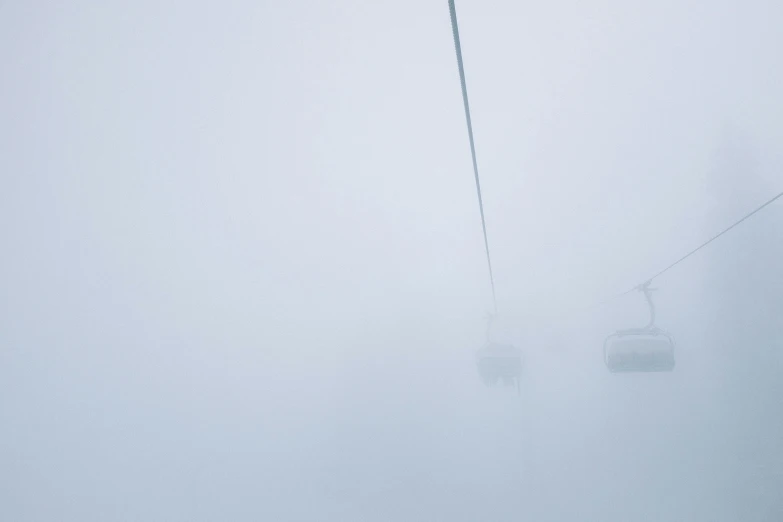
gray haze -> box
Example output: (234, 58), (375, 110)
(2, 1), (782, 520)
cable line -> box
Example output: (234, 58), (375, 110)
(448, 0), (497, 313)
(615, 189), (783, 298)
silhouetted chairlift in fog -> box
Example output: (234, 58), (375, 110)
(476, 314), (522, 391)
(603, 281), (675, 373)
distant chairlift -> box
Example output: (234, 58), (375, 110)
(476, 314), (522, 389)
(604, 281), (675, 373)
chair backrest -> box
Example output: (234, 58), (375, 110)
(604, 331), (675, 372)
(476, 343), (522, 380)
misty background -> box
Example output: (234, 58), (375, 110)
(1, 1), (782, 520)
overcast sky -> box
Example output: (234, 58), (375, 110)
(2, 1), (782, 520)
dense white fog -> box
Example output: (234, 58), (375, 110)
(1, 1), (782, 520)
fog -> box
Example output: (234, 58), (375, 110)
(1, 1), (782, 520)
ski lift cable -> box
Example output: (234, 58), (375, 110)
(448, 0), (498, 314)
(611, 189), (783, 301)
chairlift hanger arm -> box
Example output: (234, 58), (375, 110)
(485, 312), (496, 341)
(639, 283), (656, 329)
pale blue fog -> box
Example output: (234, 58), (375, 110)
(1, 1), (782, 520)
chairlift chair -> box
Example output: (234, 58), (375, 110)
(476, 315), (522, 388)
(604, 282), (676, 373)
(476, 342), (522, 386)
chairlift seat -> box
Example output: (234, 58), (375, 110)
(476, 342), (522, 385)
(604, 328), (675, 373)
